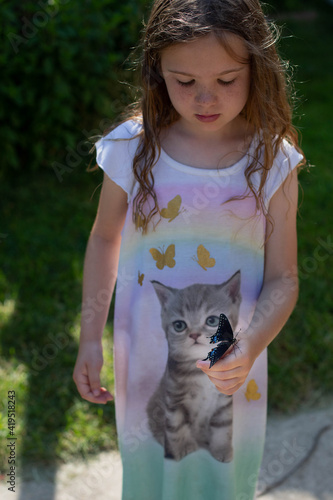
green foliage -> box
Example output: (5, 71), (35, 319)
(265, 0), (325, 13)
(0, 0), (332, 470)
(0, 0), (325, 179)
(0, 0), (149, 178)
(0, 167), (117, 469)
(267, 9), (333, 411)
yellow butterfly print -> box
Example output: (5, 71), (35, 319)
(245, 379), (261, 402)
(149, 244), (176, 270)
(192, 244), (216, 271)
(138, 271), (144, 286)
(160, 195), (184, 222)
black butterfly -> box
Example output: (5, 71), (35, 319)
(203, 313), (237, 368)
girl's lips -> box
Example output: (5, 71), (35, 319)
(195, 114), (220, 123)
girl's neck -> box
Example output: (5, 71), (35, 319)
(160, 116), (254, 170)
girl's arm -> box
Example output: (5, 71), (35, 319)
(196, 167), (299, 395)
(73, 173), (128, 404)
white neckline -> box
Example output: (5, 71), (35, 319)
(159, 146), (251, 177)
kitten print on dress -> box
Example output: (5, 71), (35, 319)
(147, 271), (242, 462)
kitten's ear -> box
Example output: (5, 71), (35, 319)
(151, 280), (175, 305)
(225, 270), (241, 302)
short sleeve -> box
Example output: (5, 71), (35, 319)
(263, 139), (304, 207)
(95, 120), (142, 203)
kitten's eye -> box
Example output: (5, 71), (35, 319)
(206, 316), (220, 327)
(173, 320), (187, 332)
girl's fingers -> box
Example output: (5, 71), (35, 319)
(89, 387), (113, 404)
(196, 348), (242, 372)
(75, 371), (113, 404)
(84, 385), (113, 404)
(196, 357), (248, 394)
(87, 368), (103, 397)
(208, 374), (238, 388)
(196, 359), (242, 378)
(196, 339), (254, 395)
(208, 375), (245, 395)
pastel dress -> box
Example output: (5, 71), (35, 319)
(95, 120), (303, 500)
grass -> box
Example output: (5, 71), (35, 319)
(0, 169), (117, 472)
(1, 2), (333, 472)
(267, 6), (333, 411)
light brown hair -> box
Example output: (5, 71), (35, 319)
(107, 0), (305, 232)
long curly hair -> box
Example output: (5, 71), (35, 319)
(106, 0), (305, 233)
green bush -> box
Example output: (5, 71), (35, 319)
(0, 0), (149, 178)
(0, 0), (326, 180)
(266, 0), (323, 13)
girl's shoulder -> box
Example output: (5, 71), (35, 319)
(102, 118), (143, 141)
(96, 118), (143, 159)
(275, 138), (303, 168)
(251, 136), (304, 207)
(95, 118), (143, 202)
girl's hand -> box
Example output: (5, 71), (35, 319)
(196, 335), (258, 395)
(73, 340), (113, 404)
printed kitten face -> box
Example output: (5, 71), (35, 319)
(151, 271), (241, 363)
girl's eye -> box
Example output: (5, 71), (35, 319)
(218, 78), (236, 86)
(177, 80), (195, 87)
(177, 79), (235, 87)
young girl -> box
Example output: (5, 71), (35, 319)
(73, 1), (305, 498)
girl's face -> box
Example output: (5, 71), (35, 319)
(160, 33), (251, 137)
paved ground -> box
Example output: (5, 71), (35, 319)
(1, 403), (332, 500)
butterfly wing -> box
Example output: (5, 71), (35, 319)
(196, 244), (216, 270)
(204, 314), (235, 368)
(138, 271), (144, 286)
(203, 341), (232, 368)
(161, 195), (182, 222)
(211, 313), (234, 344)
(164, 244), (176, 268)
(149, 248), (165, 270)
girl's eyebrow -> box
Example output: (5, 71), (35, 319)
(166, 67), (245, 77)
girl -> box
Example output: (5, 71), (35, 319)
(73, 1), (305, 499)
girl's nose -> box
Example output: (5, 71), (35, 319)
(195, 87), (217, 105)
